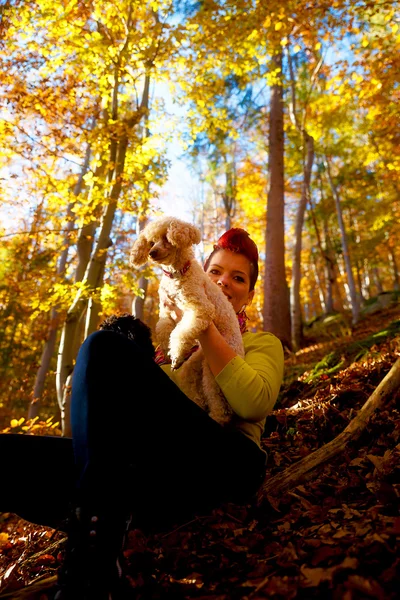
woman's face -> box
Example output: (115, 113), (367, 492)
(205, 249), (255, 314)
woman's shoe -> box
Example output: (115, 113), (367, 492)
(54, 506), (132, 600)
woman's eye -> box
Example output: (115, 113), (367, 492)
(235, 276), (245, 282)
(210, 269), (220, 275)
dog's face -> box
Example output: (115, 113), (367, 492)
(130, 217), (201, 267)
(147, 234), (177, 266)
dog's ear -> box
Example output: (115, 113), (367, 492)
(167, 220), (201, 248)
(130, 233), (151, 266)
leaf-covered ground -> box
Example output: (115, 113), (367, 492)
(1, 306), (399, 599)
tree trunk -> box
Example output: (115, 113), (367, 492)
(325, 158), (359, 323)
(356, 260), (366, 307)
(56, 75), (150, 435)
(74, 153), (109, 283)
(132, 274), (149, 320)
(28, 143), (92, 419)
(311, 251), (326, 313)
(84, 256), (108, 338)
(309, 194), (335, 314)
(388, 245), (400, 290)
(373, 266), (384, 294)
(257, 357), (400, 503)
(262, 52), (291, 348)
(132, 216), (149, 320)
(291, 132), (314, 349)
(56, 148), (126, 435)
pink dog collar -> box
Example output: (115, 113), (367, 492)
(162, 261), (191, 279)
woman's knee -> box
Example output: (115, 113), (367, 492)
(76, 330), (141, 375)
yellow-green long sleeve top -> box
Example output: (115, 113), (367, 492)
(162, 331), (284, 448)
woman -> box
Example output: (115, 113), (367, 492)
(1, 228), (284, 600)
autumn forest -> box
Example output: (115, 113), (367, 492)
(0, 0), (399, 427)
(1, 0), (400, 597)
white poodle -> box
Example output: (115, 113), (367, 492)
(130, 216), (244, 425)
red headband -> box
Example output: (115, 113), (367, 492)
(215, 228), (259, 265)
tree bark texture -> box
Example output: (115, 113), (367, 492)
(257, 357), (400, 504)
(291, 132), (314, 349)
(28, 143), (92, 420)
(309, 196), (335, 313)
(56, 75), (150, 436)
(325, 158), (359, 324)
(388, 245), (400, 290)
(262, 52), (291, 349)
(56, 147), (125, 436)
(132, 216), (149, 320)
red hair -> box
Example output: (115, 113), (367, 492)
(204, 228), (259, 291)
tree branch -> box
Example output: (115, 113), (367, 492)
(257, 357), (400, 504)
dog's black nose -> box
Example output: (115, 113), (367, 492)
(149, 249), (158, 259)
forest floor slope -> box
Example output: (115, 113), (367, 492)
(1, 304), (399, 599)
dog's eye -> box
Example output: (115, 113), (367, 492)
(149, 241), (155, 247)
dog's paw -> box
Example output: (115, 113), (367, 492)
(171, 357), (184, 371)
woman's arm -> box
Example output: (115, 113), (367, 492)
(197, 321), (237, 376)
(200, 329), (284, 422)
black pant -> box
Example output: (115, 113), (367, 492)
(1, 331), (266, 531)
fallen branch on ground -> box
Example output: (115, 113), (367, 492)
(257, 357), (400, 505)
(0, 576), (56, 599)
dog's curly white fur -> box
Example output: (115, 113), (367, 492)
(130, 216), (244, 425)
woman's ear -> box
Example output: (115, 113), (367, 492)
(247, 290), (255, 306)
(167, 220), (201, 247)
(130, 234), (151, 267)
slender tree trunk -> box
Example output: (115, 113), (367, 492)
(388, 245), (400, 290)
(309, 195), (335, 314)
(28, 143), (92, 419)
(323, 221), (343, 313)
(311, 251), (326, 313)
(262, 52), (291, 348)
(356, 260), (366, 307)
(336, 255), (351, 307)
(56, 145), (126, 435)
(325, 158), (359, 324)
(56, 75), (150, 435)
(132, 216), (149, 320)
(132, 274), (149, 320)
(84, 256), (109, 338)
(373, 266), (384, 294)
(74, 154), (108, 283)
(291, 133), (314, 349)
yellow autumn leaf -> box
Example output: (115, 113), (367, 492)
(293, 44), (301, 53)
(18, 417), (25, 426)
(0, 533), (9, 546)
(10, 419), (19, 428)
(361, 37), (369, 47)
(315, 42), (322, 50)
(275, 22), (283, 31)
